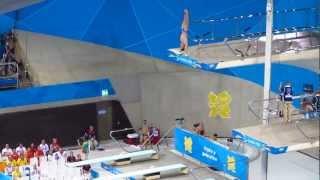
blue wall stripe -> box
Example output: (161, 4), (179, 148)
(0, 79), (115, 108)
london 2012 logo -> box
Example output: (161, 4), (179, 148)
(208, 91), (232, 119)
(184, 136), (193, 153)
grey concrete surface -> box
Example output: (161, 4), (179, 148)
(0, 0), (43, 14)
(16, 30), (192, 130)
(16, 30), (189, 85)
(16, 30), (316, 138)
(140, 71), (263, 137)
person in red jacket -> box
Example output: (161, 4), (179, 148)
(10, 149), (19, 161)
(149, 125), (160, 151)
(24, 143), (37, 161)
(29, 143), (37, 155)
(34, 147), (44, 157)
(34, 147), (44, 167)
(50, 138), (60, 154)
(25, 148), (34, 161)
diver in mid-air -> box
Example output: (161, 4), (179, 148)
(180, 9), (189, 54)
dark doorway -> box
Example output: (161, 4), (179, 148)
(0, 103), (97, 147)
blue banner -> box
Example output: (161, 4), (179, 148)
(0, 78), (115, 108)
(175, 128), (248, 180)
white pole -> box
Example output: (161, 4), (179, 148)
(262, 0), (274, 125)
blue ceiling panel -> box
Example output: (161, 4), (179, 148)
(0, 0), (316, 93)
(13, 0), (318, 55)
(82, 0), (145, 49)
(16, 0), (105, 39)
(0, 13), (14, 34)
(129, 0), (181, 39)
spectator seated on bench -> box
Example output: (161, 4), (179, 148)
(1, 144), (13, 157)
(50, 138), (60, 154)
(67, 151), (77, 163)
(38, 139), (49, 156)
(77, 125), (98, 150)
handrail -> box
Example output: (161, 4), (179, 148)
(193, 7), (319, 24)
(192, 26), (319, 43)
(139, 123), (178, 152)
(154, 124), (176, 150)
(248, 97), (279, 120)
(140, 132), (154, 148)
(295, 121), (317, 142)
(109, 125), (175, 153)
(109, 128), (138, 153)
(248, 94), (319, 122)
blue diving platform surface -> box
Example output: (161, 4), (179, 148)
(0, 78), (115, 110)
(232, 120), (319, 154)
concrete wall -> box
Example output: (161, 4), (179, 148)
(140, 71), (263, 136)
(15, 30), (190, 132)
(16, 30), (265, 136)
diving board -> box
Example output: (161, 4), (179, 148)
(67, 150), (159, 167)
(232, 120), (319, 154)
(169, 48), (318, 70)
(110, 163), (188, 180)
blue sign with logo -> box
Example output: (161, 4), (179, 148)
(175, 128), (249, 180)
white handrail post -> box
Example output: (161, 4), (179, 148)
(262, 0), (274, 126)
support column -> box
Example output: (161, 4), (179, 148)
(261, 150), (269, 180)
(262, 0), (274, 125)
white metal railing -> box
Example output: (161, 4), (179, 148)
(109, 128), (137, 153)
(248, 94), (319, 122)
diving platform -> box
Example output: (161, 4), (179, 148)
(67, 150), (159, 167)
(168, 30), (319, 71)
(232, 120), (319, 154)
(168, 47), (318, 70)
(110, 163), (188, 180)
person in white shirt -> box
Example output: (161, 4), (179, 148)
(53, 148), (67, 162)
(38, 139), (49, 156)
(5, 162), (13, 176)
(15, 143), (26, 156)
(1, 144), (13, 157)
